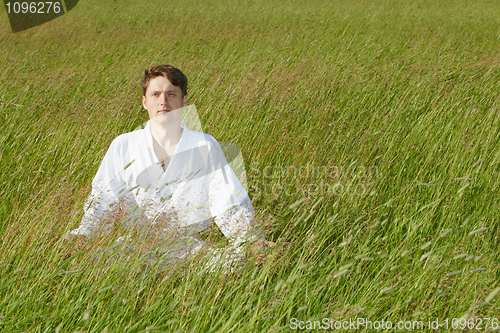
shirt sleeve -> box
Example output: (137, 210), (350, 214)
(207, 139), (262, 250)
(69, 138), (134, 238)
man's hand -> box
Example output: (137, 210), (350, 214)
(58, 234), (89, 258)
(248, 239), (276, 265)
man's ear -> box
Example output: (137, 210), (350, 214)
(183, 95), (188, 107)
(142, 96), (147, 109)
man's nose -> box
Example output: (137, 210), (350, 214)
(161, 93), (169, 104)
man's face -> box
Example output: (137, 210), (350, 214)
(142, 76), (187, 121)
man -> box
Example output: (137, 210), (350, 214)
(65, 64), (271, 265)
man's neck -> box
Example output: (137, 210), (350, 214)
(150, 119), (183, 149)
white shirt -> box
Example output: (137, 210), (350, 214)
(70, 120), (258, 255)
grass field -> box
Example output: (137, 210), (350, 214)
(1, 0), (500, 331)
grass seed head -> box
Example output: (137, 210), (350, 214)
(334, 269), (349, 278)
(439, 229), (452, 237)
(420, 241), (432, 250)
(485, 287), (500, 303)
(83, 310), (90, 321)
(453, 254), (468, 260)
(446, 270), (462, 277)
(380, 286), (394, 294)
(470, 268), (486, 273)
(468, 227), (488, 236)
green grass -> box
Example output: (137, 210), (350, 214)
(1, 0), (500, 331)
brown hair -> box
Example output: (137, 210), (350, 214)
(141, 64), (188, 97)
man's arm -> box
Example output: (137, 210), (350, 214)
(67, 138), (130, 240)
(207, 139), (263, 252)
